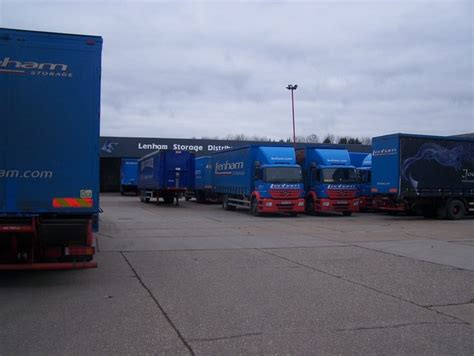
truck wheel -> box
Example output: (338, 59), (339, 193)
(446, 199), (465, 220)
(305, 197), (314, 215)
(250, 197), (260, 216)
(343, 211), (352, 216)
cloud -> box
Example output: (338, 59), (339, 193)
(2, 0), (473, 139)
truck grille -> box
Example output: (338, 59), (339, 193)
(327, 189), (356, 199)
(270, 190), (301, 199)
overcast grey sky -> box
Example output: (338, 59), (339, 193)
(1, 0), (473, 140)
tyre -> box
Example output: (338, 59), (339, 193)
(288, 212), (298, 217)
(305, 197), (314, 215)
(446, 199), (465, 220)
(250, 197), (260, 216)
(342, 211), (352, 216)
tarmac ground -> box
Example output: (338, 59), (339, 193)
(1, 193), (473, 355)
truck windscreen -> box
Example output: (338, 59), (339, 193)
(265, 167), (302, 183)
(322, 168), (357, 183)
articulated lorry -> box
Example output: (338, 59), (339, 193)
(350, 153), (373, 211)
(138, 150), (195, 205)
(120, 158), (138, 195)
(185, 156), (219, 203)
(0, 28), (102, 270)
(297, 148), (359, 216)
(212, 146), (305, 216)
(371, 133), (474, 219)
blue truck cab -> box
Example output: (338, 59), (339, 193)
(138, 150), (195, 205)
(212, 146), (305, 216)
(120, 158), (138, 195)
(350, 153), (372, 211)
(0, 28), (102, 270)
(297, 148), (359, 216)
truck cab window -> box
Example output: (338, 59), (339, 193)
(264, 167), (302, 183)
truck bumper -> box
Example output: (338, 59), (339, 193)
(0, 261), (97, 271)
(260, 198), (305, 213)
(316, 198), (359, 213)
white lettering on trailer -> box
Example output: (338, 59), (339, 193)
(461, 169), (474, 183)
(373, 148), (398, 156)
(0, 169), (53, 179)
(0, 57), (72, 78)
(215, 161), (244, 173)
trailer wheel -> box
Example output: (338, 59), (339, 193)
(342, 211), (352, 216)
(446, 199), (465, 220)
(250, 197), (260, 216)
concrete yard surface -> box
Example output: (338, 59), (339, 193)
(1, 194), (473, 355)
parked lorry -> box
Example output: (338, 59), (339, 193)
(350, 152), (373, 211)
(138, 150), (195, 205)
(297, 148), (359, 216)
(0, 28), (102, 270)
(120, 158), (138, 195)
(185, 156), (219, 203)
(212, 146), (305, 215)
(371, 133), (474, 219)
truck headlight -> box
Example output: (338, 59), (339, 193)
(322, 202), (330, 207)
(354, 201), (359, 206)
(265, 202), (273, 207)
(298, 201), (304, 207)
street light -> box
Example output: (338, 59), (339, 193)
(286, 84), (298, 146)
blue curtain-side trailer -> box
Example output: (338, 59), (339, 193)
(0, 28), (102, 270)
(371, 133), (474, 219)
(138, 150), (195, 205)
(120, 158), (138, 195)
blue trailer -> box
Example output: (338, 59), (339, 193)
(297, 148), (359, 216)
(212, 146), (305, 216)
(0, 28), (102, 270)
(350, 152), (373, 211)
(372, 133), (474, 219)
(120, 158), (138, 195)
(138, 150), (195, 205)
(185, 156), (218, 203)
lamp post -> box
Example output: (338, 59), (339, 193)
(286, 84), (298, 146)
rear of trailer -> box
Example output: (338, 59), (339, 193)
(186, 156), (218, 203)
(120, 158), (138, 195)
(0, 28), (102, 269)
(138, 150), (195, 205)
(372, 133), (474, 219)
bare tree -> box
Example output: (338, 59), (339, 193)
(323, 134), (335, 144)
